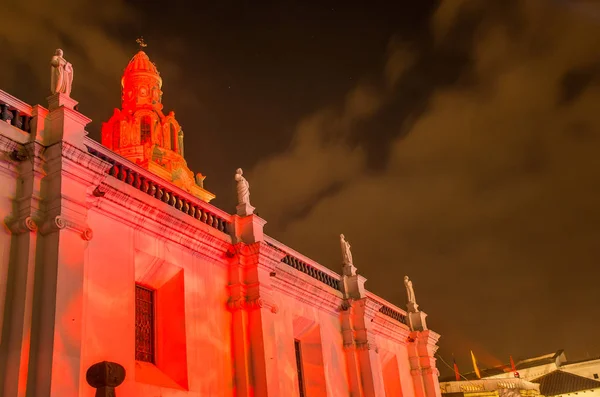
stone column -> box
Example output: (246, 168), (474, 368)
(0, 141), (46, 397)
(28, 96), (106, 396)
(407, 330), (442, 397)
(341, 296), (386, 397)
(228, 214), (285, 397)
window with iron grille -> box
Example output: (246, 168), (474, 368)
(294, 339), (306, 397)
(135, 285), (155, 363)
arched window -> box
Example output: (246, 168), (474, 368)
(141, 116), (151, 144)
(170, 124), (177, 152)
(112, 122), (120, 149)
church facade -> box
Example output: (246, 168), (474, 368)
(0, 49), (442, 397)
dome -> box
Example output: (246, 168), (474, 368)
(121, 51), (162, 88)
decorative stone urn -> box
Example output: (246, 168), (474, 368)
(86, 361), (126, 397)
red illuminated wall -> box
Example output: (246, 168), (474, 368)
(0, 51), (443, 397)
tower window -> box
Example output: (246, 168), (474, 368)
(170, 124), (177, 152)
(141, 116), (151, 144)
(294, 339), (306, 397)
(135, 284), (155, 363)
(594, 373), (599, 379)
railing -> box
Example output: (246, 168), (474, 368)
(265, 236), (341, 291)
(85, 139), (232, 235)
(365, 291), (408, 325)
(0, 90), (32, 133)
(379, 305), (407, 325)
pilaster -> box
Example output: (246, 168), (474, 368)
(227, 229), (286, 397)
(407, 330), (442, 397)
(32, 137), (111, 397)
(45, 93), (89, 150)
(0, 141), (46, 397)
(341, 296), (386, 397)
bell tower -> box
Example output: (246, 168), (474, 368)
(101, 48), (214, 202)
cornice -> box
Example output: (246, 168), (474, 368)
(361, 296), (384, 319)
(91, 182), (232, 266)
(227, 296), (279, 314)
(270, 263), (343, 316)
(371, 314), (411, 346)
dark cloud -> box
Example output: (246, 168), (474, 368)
(251, 0), (600, 373)
(3, 0), (600, 378)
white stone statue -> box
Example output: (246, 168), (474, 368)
(404, 276), (418, 311)
(235, 168), (250, 206)
(340, 234), (353, 266)
(50, 49), (74, 96)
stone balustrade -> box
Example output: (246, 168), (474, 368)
(365, 291), (408, 325)
(0, 90), (32, 133)
(86, 139), (232, 234)
(265, 236), (341, 290)
(379, 304), (407, 325)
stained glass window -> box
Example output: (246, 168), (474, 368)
(135, 285), (155, 363)
(295, 339), (305, 397)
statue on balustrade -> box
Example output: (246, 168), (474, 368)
(404, 276), (419, 312)
(50, 49), (74, 96)
(235, 168), (250, 206)
(340, 234), (353, 266)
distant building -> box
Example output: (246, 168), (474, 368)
(442, 350), (600, 397)
(439, 378), (541, 397)
(532, 370), (600, 397)
(0, 48), (443, 397)
(442, 350), (600, 382)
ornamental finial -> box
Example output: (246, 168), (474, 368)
(136, 37), (147, 49)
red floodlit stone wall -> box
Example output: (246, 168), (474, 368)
(0, 84), (442, 397)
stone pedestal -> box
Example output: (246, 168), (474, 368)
(45, 93), (90, 150)
(236, 202), (255, 217)
(47, 93), (78, 111)
(232, 213), (266, 244)
(408, 310), (428, 331)
(341, 273), (367, 300)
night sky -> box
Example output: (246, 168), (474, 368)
(3, 0), (600, 376)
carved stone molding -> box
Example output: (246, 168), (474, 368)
(4, 216), (38, 234)
(370, 315), (411, 345)
(227, 297), (246, 312)
(226, 296), (279, 313)
(39, 215), (93, 240)
(356, 341), (379, 353)
(422, 367), (440, 376)
(92, 182), (231, 265)
(246, 296), (279, 313)
(270, 264), (343, 316)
